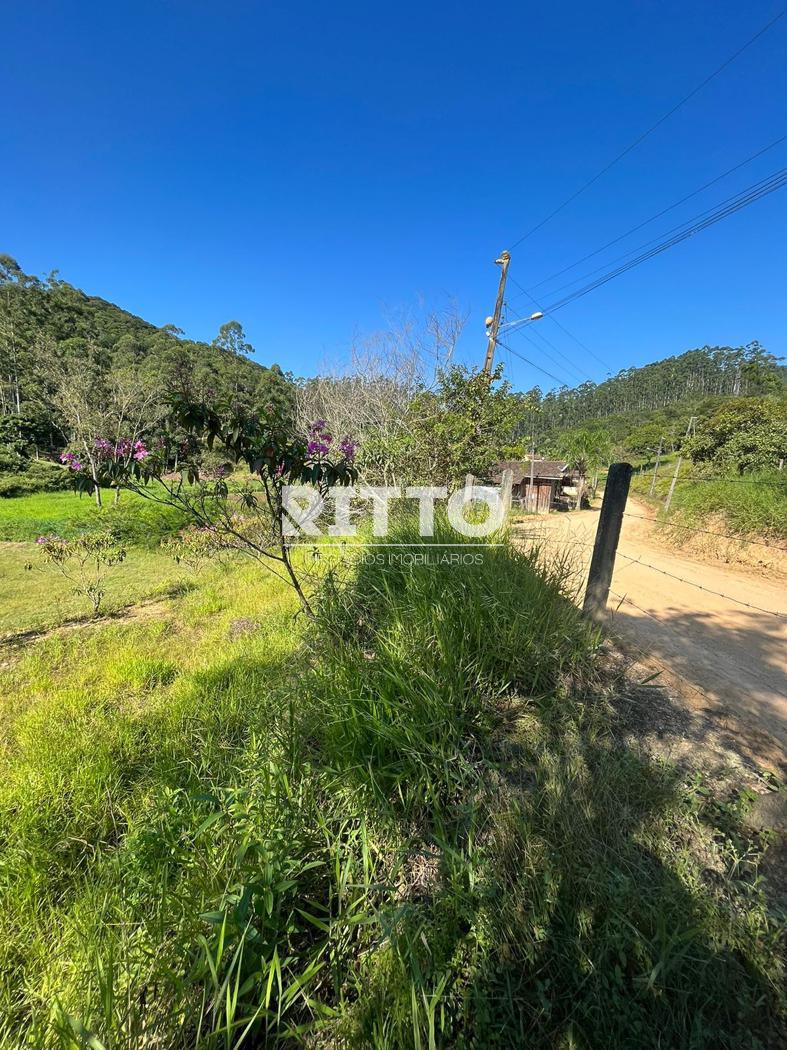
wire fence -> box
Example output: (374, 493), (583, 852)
(620, 511), (787, 552)
(513, 523), (786, 617)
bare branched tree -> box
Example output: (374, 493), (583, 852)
(296, 302), (466, 484)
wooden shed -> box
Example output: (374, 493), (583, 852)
(493, 459), (578, 513)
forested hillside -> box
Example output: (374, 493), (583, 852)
(522, 342), (784, 440)
(0, 255), (293, 467)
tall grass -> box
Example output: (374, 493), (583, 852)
(631, 469), (787, 539)
(0, 520), (782, 1047)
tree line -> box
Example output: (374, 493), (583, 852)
(0, 255), (293, 479)
(2, 255), (784, 496)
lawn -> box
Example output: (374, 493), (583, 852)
(0, 488), (189, 544)
(0, 489), (192, 637)
(0, 512), (783, 1048)
(0, 542), (188, 637)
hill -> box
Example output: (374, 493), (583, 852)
(0, 255), (293, 467)
(517, 342), (785, 456)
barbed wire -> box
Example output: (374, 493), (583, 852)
(627, 472), (787, 487)
(513, 525), (786, 617)
(608, 588), (787, 701)
(613, 549), (786, 617)
(621, 511), (787, 552)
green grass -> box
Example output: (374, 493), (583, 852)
(0, 519), (783, 1047)
(0, 542), (188, 637)
(630, 466), (787, 543)
(0, 488), (194, 636)
(0, 488), (189, 545)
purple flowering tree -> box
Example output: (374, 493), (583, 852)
(103, 399), (357, 617)
(62, 437), (151, 505)
(50, 357), (159, 506)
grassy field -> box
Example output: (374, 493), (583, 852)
(0, 543), (188, 637)
(0, 500), (783, 1047)
(0, 488), (189, 544)
(0, 490), (192, 637)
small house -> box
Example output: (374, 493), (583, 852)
(492, 458), (579, 513)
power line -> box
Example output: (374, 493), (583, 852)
(526, 132), (787, 294)
(494, 336), (571, 387)
(538, 165), (787, 303)
(505, 303), (591, 383)
(508, 7), (787, 249)
(507, 274), (612, 371)
(539, 165), (787, 315)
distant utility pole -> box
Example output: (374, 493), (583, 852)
(528, 441), (536, 513)
(648, 439), (663, 497)
(664, 417), (696, 514)
(483, 250), (511, 375)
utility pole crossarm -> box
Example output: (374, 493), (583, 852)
(483, 250), (511, 375)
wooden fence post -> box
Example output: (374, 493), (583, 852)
(583, 462), (633, 620)
(500, 467), (513, 516)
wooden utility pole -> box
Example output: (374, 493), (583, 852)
(648, 439), (663, 496)
(483, 251), (511, 375)
(663, 417), (696, 514)
(583, 462), (633, 620)
(528, 443), (536, 513)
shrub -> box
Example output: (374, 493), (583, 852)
(33, 532), (127, 615)
(0, 460), (73, 498)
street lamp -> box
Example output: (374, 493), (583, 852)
(497, 310), (543, 333)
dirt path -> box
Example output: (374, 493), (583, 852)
(513, 499), (787, 759)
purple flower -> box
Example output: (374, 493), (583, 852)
(60, 450), (83, 471)
(132, 440), (148, 461)
(338, 435), (357, 462)
(307, 439), (330, 456)
(36, 536), (48, 544)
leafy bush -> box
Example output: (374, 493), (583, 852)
(34, 532), (127, 615)
(685, 396), (787, 475)
(0, 460), (73, 497)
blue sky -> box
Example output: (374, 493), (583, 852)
(3, 1), (786, 391)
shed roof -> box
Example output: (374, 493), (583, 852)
(493, 459), (576, 484)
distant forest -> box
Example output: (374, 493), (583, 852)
(2, 255), (784, 482)
(523, 342), (784, 439)
(0, 255), (292, 459)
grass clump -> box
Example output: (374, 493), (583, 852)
(631, 468), (787, 541)
(0, 520), (783, 1047)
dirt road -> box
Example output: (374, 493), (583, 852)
(514, 499), (787, 755)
